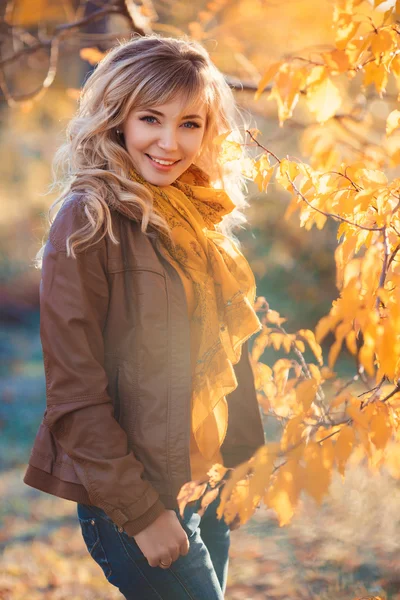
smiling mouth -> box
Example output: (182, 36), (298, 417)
(145, 154), (181, 166)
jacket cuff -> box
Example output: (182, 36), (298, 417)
(122, 499), (166, 537)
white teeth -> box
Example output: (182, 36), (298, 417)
(149, 155), (177, 166)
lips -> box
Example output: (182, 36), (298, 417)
(145, 154), (180, 165)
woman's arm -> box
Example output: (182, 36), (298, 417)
(40, 197), (165, 536)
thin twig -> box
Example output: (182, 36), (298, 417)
(381, 384), (400, 403)
(375, 227), (389, 311)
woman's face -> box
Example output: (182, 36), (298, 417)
(122, 95), (207, 186)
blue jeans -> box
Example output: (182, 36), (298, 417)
(77, 489), (230, 599)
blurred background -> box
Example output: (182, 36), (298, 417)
(1, 1), (399, 599)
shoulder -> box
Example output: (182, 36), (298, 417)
(48, 193), (112, 255)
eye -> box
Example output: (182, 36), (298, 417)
(139, 116), (158, 124)
(139, 116), (201, 129)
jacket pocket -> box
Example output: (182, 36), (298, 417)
(78, 517), (112, 580)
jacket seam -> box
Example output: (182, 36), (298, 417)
(30, 449), (75, 465)
(165, 268), (172, 485)
(108, 267), (166, 276)
(46, 393), (110, 405)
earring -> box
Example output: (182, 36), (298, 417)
(116, 129), (121, 134)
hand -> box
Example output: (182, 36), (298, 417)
(133, 509), (190, 568)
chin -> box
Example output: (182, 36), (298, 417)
(146, 166), (188, 187)
(146, 173), (178, 186)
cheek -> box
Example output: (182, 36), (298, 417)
(184, 130), (204, 157)
(125, 124), (151, 151)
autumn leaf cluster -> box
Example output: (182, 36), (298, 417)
(178, 0), (400, 532)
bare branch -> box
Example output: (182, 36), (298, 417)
(375, 227), (390, 311)
(246, 130), (385, 233)
(0, 4), (123, 70)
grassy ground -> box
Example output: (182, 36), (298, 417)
(1, 461), (400, 599)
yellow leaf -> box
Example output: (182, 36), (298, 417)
(359, 330), (376, 376)
(285, 335), (296, 353)
(248, 446), (275, 504)
(213, 131), (232, 145)
(281, 415), (306, 451)
(177, 481), (208, 517)
(297, 329), (324, 365)
(276, 159), (301, 192)
(330, 389), (351, 409)
(323, 48), (350, 73)
(255, 162), (275, 193)
(335, 13), (361, 49)
(328, 322), (352, 369)
(218, 140), (243, 163)
(345, 330), (358, 355)
(216, 460), (250, 519)
(386, 110), (400, 136)
(266, 309), (287, 326)
(376, 320), (399, 381)
(322, 438), (335, 470)
(356, 169), (388, 191)
(252, 328), (270, 362)
(255, 61), (282, 101)
(363, 61), (388, 95)
(346, 402), (373, 429)
(293, 339), (304, 352)
(80, 47), (107, 66)
(306, 77), (342, 123)
(265, 460), (303, 526)
(370, 404), (393, 450)
(295, 379), (318, 413)
(335, 425), (355, 475)
(308, 363), (322, 385)
(269, 66), (307, 125)
(321, 366), (336, 380)
(315, 314), (338, 344)
(302, 441), (332, 504)
(345, 35), (371, 65)
(270, 332), (286, 351)
(370, 28), (394, 59)
(207, 463), (228, 487)
(253, 361), (273, 395)
(273, 358), (293, 394)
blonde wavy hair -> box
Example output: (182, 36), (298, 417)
(40, 34), (253, 261)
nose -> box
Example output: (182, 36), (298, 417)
(157, 127), (178, 152)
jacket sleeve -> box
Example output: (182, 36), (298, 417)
(40, 198), (165, 536)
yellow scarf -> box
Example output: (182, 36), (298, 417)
(129, 163), (262, 461)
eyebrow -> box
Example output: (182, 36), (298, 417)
(139, 108), (204, 120)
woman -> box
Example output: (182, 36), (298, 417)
(23, 35), (266, 599)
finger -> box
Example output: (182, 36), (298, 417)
(179, 536), (190, 556)
(159, 555), (172, 569)
(169, 547), (180, 562)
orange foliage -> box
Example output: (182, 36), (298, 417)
(178, 0), (400, 533)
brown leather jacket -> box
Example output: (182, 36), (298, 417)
(23, 194), (265, 537)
